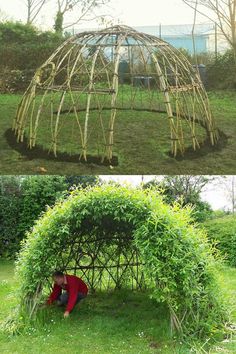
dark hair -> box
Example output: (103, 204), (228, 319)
(52, 270), (64, 277)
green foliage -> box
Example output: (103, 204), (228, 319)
(17, 176), (67, 239)
(204, 215), (236, 267)
(0, 22), (38, 43)
(210, 209), (230, 220)
(0, 176), (101, 258)
(0, 177), (23, 257)
(191, 200), (213, 223)
(177, 48), (216, 66)
(176, 48), (236, 89)
(207, 50), (236, 89)
(0, 21), (62, 44)
(144, 176), (213, 222)
(0, 176), (66, 258)
(0, 68), (35, 93)
(14, 185), (226, 338)
(65, 175), (100, 190)
(0, 44), (61, 71)
(54, 11), (64, 35)
(0, 21), (63, 88)
(1, 260), (235, 353)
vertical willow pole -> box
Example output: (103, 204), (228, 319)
(151, 53), (181, 156)
(106, 34), (127, 162)
(82, 45), (103, 161)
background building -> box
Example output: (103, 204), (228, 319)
(72, 23), (229, 54)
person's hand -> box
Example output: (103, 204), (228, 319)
(40, 303), (47, 309)
(64, 311), (70, 318)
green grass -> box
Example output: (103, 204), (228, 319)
(0, 260), (235, 353)
(0, 90), (236, 174)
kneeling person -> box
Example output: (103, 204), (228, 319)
(47, 270), (88, 318)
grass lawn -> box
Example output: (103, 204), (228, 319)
(0, 260), (235, 353)
(0, 90), (236, 174)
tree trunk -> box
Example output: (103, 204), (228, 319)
(54, 11), (64, 35)
(27, 1), (31, 24)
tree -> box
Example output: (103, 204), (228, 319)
(145, 176), (211, 202)
(0, 9), (9, 22)
(0, 175), (102, 258)
(220, 175), (236, 214)
(65, 175), (100, 190)
(24, 0), (48, 24)
(229, 176), (236, 214)
(54, 0), (110, 34)
(18, 176), (67, 236)
(183, 1), (236, 67)
(144, 176), (214, 222)
(0, 177), (23, 257)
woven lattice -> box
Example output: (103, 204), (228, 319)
(13, 25), (218, 160)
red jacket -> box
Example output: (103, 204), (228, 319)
(47, 274), (88, 313)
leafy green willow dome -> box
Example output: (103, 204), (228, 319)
(15, 185), (225, 336)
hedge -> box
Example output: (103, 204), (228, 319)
(204, 215), (236, 267)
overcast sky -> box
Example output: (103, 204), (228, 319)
(100, 175), (235, 211)
(0, 0), (210, 30)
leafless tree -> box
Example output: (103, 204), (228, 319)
(0, 9), (9, 22)
(183, 1), (236, 64)
(23, 0), (49, 24)
(222, 176), (236, 214)
(54, 0), (111, 34)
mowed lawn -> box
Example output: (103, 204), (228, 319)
(0, 260), (236, 354)
(0, 90), (236, 174)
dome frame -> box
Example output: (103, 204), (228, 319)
(13, 25), (219, 161)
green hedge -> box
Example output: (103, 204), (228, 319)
(0, 43), (61, 71)
(0, 176), (99, 258)
(0, 176), (67, 258)
(204, 215), (236, 267)
(0, 69), (35, 93)
(0, 22), (58, 44)
(0, 22), (64, 92)
(206, 50), (236, 89)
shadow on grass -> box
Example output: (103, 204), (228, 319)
(5, 125), (229, 167)
(4, 129), (119, 167)
(169, 128), (229, 161)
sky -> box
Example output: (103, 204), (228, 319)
(100, 175), (234, 211)
(0, 0), (210, 30)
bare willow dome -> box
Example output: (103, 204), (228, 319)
(13, 25), (218, 161)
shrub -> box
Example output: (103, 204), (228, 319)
(206, 50), (236, 89)
(176, 48), (236, 89)
(0, 42), (62, 71)
(0, 69), (35, 93)
(0, 177), (22, 258)
(17, 176), (67, 239)
(0, 176), (67, 258)
(0, 21), (62, 45)
(0, 22), (63, 69)
(0, 176), (100, 257)
(204, 215), (236, 267)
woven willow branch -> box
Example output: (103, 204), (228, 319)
(13, 25), (218, 161)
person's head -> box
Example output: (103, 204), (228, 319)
(52, 270), (65, 285)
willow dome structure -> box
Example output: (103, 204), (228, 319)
(13, 25), (219, 161)
(15, 186), (224, 335)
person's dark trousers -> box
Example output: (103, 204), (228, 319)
(57, 292), (87, 307)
